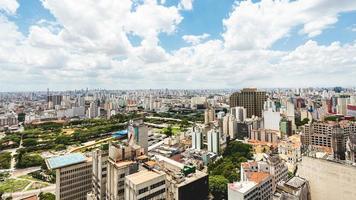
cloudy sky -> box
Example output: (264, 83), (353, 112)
(0, 0), (356, 91)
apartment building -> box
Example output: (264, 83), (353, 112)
(46, 153), (92, 200)
(88, 149), (108, 200)
(228, 172), (273, 200)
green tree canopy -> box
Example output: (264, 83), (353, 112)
(209, 175), (229, 200)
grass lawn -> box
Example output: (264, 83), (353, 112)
(0, 178), (30, 193)
(18, 174), (42, 182)
(26, 182), (50, 191)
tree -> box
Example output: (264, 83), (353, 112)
(18, 113), (26, 123)
(163, 126), (173, 137)
(209, 175), (229, 200)
(55, 135), (71, 145)
(22, 138), (37, 147)
(39, 192), (55, 200)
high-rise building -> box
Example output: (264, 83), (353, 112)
(191, 127), (203, 150)
(204, 107), (215, 125)
(46, 153), (92, 200)
(207, 129), (220, 153)
(88, 101), (100, 118)
(263, 99), (281, 131)
(89, 149), (108, 200)
(125, 170), (166, 200)
(229, 88), (267, 118)
(231, 106), (247, 122)
(128, 119), (149, 154)
(106, 143), (142, 200)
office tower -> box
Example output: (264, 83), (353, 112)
(336, 95), (350, 115)
(228, 172), (273, 200)
(46, 153), (92, 200)
(125, 170), (166, 200)
(191, 127), (203, 150)
(229, 88), (267, 118)
(128, 119), (149, 154)
(47, 95), (63, 108)
(263, 99), (281, 131)
(207, 129), (220, 153)
(236, 122), (249, 140)
(88, 101), (100, 118)
(231, 106), (247, 122)
(279, 119), (292, 137)
(106, 143), (141, 200)
(90, 149), (108, 200)
(204, 107), (215, 125)
(297, 156), (356, 200)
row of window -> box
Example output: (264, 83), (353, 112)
(138, 188), (165, 200)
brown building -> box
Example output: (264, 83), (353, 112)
(229, 88), (267, 118)
(301, 121), (356, 160)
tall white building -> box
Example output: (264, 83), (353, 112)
(88, 101), (100, 118)
(207, 129), (220, 153)
(191, 127), (203, 150)
(231, 107), (247, 122)
(263, 99), (281, 131)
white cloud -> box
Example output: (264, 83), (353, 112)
(223, 0), (356, 50)
(182, 33), (210, 45)
(0, 0), (19, 15)
(178, 0), (193, 11)
(0, 0), (355, 91)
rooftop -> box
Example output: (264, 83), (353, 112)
(228, 181), (257, 194)
(285, 177), (306, 189)
(247, 172), (271, 184)
(46, 153), (87, 170)
(126, 170), (165, 185)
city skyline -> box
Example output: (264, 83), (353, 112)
(1, 0), (356, 91)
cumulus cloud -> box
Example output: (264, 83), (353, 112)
(178, 0), (194, 11)
(0, 0), (355, 91)
(0, 0), (19, 15)
(223, 0), (356, 50)
(182, 33), (210, 45)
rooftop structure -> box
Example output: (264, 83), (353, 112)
(46, 153), (87, 170)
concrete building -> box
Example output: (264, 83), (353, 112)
(263, 99), (281, 131)
(301, 120), (356, 160)
(278, 135), (302, 171)
(250, 129), (279, 144)
(297, 156), (356, 200)
(231, 106), (247, 122)
(125, 170), (166, 200)
(154, 155), (209, 200)
(89, 149), (108, 200)
(204, 107), (215, 125)
(273, 177), (311, 200)
(229, 88), (267, 118)
(207, 129), (220, 153)
(0, 113), (18, 127)
(128, 119), (149, 154)
(228, 172), (273, 200)
(241, 154), (288, 192)
(88, 101), (100, 118)
(106, 143), (142, 200)
(46, 153), (92, 200)
(191, 127), (203, 150)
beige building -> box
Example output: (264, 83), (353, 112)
(297, 156), (356, 200)
(89, 149), (108, 200)
(46, 153), (92, 200)
(106, 142), (143, 200)
(125, 170), (166, 200)
(229, 88), (267, 118)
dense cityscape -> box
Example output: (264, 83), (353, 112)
(1, 0), (356, 200)
(0, 87), (356, 200)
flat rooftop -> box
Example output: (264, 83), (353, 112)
(126, 170), (164, 185)
(228, 181), (257, 194)
(46, 153), (87, 170)
(247, 172), (270, 184)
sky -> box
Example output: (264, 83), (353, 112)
(0, 0), (356, 91)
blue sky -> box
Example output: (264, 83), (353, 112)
(0, 0), (355, 91)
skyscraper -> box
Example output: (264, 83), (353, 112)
(229, 88), (267, 118)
